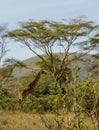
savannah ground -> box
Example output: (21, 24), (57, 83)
(0, 110), (47, 130)
(0, 110), (94, 130)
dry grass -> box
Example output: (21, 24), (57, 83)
(0, 110), (47, 130)
(0, 110), (94, 130)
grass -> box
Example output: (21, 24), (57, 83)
(0, 110), (94, 130)
(0, 110), (46, 130)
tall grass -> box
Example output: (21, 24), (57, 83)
(0, 110), (46, 130)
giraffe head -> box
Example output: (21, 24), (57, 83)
(40, 70), (46, 74)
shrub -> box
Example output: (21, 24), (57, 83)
(0, 97), (18, 110)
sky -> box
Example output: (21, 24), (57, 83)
(0, 0), (99, 63)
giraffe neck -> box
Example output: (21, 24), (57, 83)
(29, 71), (41, 88)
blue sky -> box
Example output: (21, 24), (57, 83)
(0, 0), (99, 62)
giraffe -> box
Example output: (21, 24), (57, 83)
(18, 70), (46, 104)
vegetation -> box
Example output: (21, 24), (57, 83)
(0, 110), (47, 130)
(0, 18), (99, 130)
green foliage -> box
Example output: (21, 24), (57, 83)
(0, 88), (10, 99)
(0, 97), (18, 110)
(0, 86), (18, 110)
(22, 95), (66, 113)
(39, 76), (98, 130)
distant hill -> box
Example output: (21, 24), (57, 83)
(12, 56), (40, 79)
(12, 53), (99, 81)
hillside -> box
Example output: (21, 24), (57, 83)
(12, 56), (41, 79)
(12, 53), (99, 81)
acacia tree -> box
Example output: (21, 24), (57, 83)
(87, 24), (99, 53)
(0, 25), (8, 62)
(0, 58), (27, 83)
(83, 26), (99, 80)
(90, 33), (99, 79)
(7, 18), (97, 88)
(0, 25), (8, 88)
(0, 25), (27, 85)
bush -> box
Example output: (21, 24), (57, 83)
(0, 97), (18, 110)
(22, 94), (71, 113)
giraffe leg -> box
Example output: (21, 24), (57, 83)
(18, 91), (23, 105)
